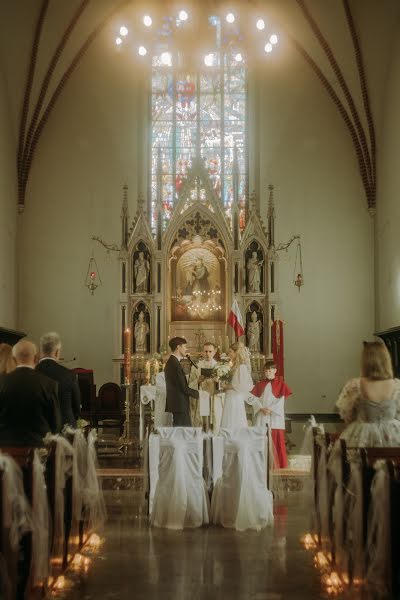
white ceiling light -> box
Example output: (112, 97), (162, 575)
(270, 34), (278, 45)
(178, 10), (188, 21)
(234, 52), (243, 62)
(264, 43), (272, 53)
(119, 26), (128, 36)
(115, 37), (123, 46)
(256, 19), (265, 30)
(138, 46), (147, 56)
(143, 15), (152, 27)
(226, 13), (235, 24)
(204, 53), (214, 67)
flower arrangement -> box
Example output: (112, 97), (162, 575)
(214, 360), (233, 383)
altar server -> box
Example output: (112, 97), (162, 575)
(251, 359), (292, 468)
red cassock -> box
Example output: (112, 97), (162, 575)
(251, 377), (292, 469)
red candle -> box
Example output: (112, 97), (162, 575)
(124, 328), (131, 384)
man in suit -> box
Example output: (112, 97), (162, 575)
(0, 339), (61, 446)
(165, 337), (199, 426)
(36, 331), (81, 427)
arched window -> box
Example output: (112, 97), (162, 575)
(151, 15), (247, 233)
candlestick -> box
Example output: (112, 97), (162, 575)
(124, 328), (131, 384)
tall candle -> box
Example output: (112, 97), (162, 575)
(154, 360), (160, 375)
(124, 328), (131, 384)
(145, 360), (151, 382)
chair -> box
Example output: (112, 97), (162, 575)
(72, 368), (96, 425)
(150, 427), (210, 529)
(210, 427), (274, 531)
(95, 382), (124, 434)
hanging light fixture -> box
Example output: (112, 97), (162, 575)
(293, 241), (304, 292)
(84, 251), (102, 295)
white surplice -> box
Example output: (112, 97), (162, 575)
(253, 381), (285, 430)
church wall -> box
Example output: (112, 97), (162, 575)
(376, 18), (400, 331)
(0, 63), (18, 327)
(255, 23), (376, 414)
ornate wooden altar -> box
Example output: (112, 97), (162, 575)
(114, 172), (281, 382)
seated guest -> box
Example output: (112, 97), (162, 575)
(0, 342), (16, 376)
(0, 339), (61, 446)
(36, 331), (81, 428)
(335, 340), (400, 447)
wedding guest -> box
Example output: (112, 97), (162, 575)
(251, 359), (292, 468)
(0, 339), (61, 446)
(333, 340), (400, 447)
(165, 337), (199, 426)
(36, 331), (81, 428)
(0, 342), (16, 376)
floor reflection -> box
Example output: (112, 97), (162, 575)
(53, 489), (328, 600)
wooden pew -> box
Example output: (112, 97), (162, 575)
(312, 429), (340, 545)
(0, 464), (18, 600)
(0, 447), (36, 600)
(338, 445), (400, 587)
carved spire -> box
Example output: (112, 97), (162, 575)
(249, 189), (257, 212)
(267, 184), (275, 248)
(156, 147), (163, 250)
(231, 146), (240, 249)
(121, 184), (129, 249)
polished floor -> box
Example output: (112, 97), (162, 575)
(49, 483), (341, 600)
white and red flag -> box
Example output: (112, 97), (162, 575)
(227, 298), (244, 338)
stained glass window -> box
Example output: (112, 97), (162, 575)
(151, 15), (247, 233)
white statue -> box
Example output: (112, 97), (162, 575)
(247, 251), (263, 293)
(247, 311), (262, 353)
(134, 251), (150, 293)
(134, 311), (150, 353)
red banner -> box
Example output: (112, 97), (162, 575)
(271, 319), (284, 378)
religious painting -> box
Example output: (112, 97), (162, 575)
(172, 247), (224, 321)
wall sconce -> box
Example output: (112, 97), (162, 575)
(84, 251), (102, 295)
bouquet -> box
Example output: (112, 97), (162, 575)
(214, 360), (233, 383)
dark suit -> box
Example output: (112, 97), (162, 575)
(164, 355), (199, 426)
(0, 367), (61, 447)
(36, 358), (81, 427)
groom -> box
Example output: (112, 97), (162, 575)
(165, 337), (199, 426)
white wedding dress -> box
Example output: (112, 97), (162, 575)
(220, 364), (253, 429)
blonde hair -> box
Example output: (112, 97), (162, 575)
(0, 343), (16, 374)
(230, 341), (248, 370)
(361, 340), (393, 380)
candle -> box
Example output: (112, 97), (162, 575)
(145, 360), (151, 382)
(154, 360), (160, 375)
(124, 328), (131, 384)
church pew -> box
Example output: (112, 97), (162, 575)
(0, 465), (18, 600)
(0, 447), (37, 600)
(337, 444), (400, 587)
(312, 429), (340, 546)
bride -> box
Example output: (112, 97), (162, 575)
(220, 342), (253, 428)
